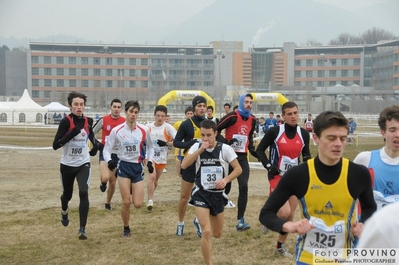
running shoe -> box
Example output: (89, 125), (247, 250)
(225, 200), (236, 208)
(146, 200), (153, 211)
(77, 227), (87, 240)
(105, 203), (113, 211)
(277, 244), (293, 257)
(193, 217), (202, 238)
(61, 211), (69, 227)
(176, 223), (184, 236)
(261, 225), (269, 234)
(163, 168), (167, 173)
(236, 217), (250, 231)
(122, 229), (131, 238)
(100, 182), (107, 192)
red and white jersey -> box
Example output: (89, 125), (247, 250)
(304, 119), (313, 132)
(273, 124), (305, 176)
(103, 122), (153, 164)
(93, 115), (126, 153)
(147, 122), (177, 164)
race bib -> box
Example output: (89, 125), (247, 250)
(374, 190), (399, 210)
(231, 134), (248, 153)
(153, 146), (166, 164)
(200, 166), (223, 190)
(279, 155), (298, 176)
(122, 140), (139, 157)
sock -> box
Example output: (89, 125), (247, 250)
(61, 209), (68, 215)
(148, 199), (153, 204)
(277, 241), (283, 249)
(124, 226), (130, 231)
(178, 221), (184, 225)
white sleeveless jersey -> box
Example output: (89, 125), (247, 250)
(61, 128), (90, 167)
(147, 122), (176, 164)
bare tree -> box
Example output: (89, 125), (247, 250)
(303, 39), (323, 46)
(329, 33), (364, 45)
(362, 27), (398, 44)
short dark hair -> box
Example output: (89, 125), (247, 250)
(313, 111), (348, 137)
(67, 91), (87, 106)
(200, 119), (217, 132)
(207, 106), (214, 112)
(110, 98), (122, 106)
(269, 111), (274, 115)
(378, 105), (399, 131)
(281, 101), (298, 114)
(154, 105), (168, 115)
(125, 100), (140, 112)
(245, 93), (253, 99)
(184, 106), (194, 114)
(224, 103), (231, 108)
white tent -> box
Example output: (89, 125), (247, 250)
(11, 89), (47, 124)
(44, 102), (70, 112)
(0, 103), (13, 124)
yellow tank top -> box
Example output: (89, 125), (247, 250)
(297, 158), (357, 264)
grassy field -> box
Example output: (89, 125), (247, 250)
(0, 124), (383, 265)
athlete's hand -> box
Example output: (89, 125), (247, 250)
(70, 127), (82, 137)
(157, 139), (168, 147)
(147, 161), (154, 173)
(89, 144), (98, 156)
(226, 138), (238, 146)
(108, 160), (117, 171)
(266, 164), (280, 176)
(352, 222), (364, 238)
(282, 219), (315, 234)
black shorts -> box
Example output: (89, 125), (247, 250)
(189, 186), (228, 216)
(181, 162), (196, 183)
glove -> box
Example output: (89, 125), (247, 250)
(157, 139), (168, 147)
(266, 164), (281, 176)
(70, 127), (82, 137)
(188, 139), (198, 147)
(226, 138), (238, 146)
(108, 160), (117, 171)
(89, 144), (98, 156)
(147, 161), (154, 173)
(97, 142), (104, 151)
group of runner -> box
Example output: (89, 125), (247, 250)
(53, 91), (399, 264)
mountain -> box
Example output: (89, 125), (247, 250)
(160, 0), (399, 48)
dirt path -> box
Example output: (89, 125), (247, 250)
(0, 148), (269, 213)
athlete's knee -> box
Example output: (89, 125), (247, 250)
(122, 199), (131, 208)
(133, 201), (142, 209)
(202, 227), (212, 238)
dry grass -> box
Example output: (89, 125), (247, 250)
(0, 124), (383, 265)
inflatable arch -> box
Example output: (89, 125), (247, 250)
(250, 93), (289, 105)
(157, 90), (215, 110)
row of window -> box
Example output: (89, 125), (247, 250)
(32, 79), (147, 88)
(294, 80), (361, 87)
(295, 69), (361, 78)
(295, 58), (361, 67)
(31, 56), (215, 67)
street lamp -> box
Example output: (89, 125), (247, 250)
(214, 50), (225, 114)
(319, 54), (328, 111)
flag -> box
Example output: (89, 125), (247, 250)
(162, 70), (167, 81)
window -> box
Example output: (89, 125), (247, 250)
(117, 58), (124, 65)
(341, 70), (348, 77)
(57, 68), (64, 75)
(141, 70), (148, 77)
(94, 69), (101, 76)
(69, 57), (76, 64)
(329, 70), (336, 77)
(44, 56), (51, 63)
(341, 81), (348, 86)
(82, 80), (89, 87)
(93, 80), (101, 87)
(294, 71), (301, 78)
(81, 57), (88, 64)
(69, 80), (76, 87)
(329, 81), (336, 86)
(306, 70), (313, 77)
(106, 58), (112, 65)
(330, 59), (336, 66)
(354, 58), (360, 66)
(129, 80), (136, 88)
(204, 81), (213, 87)
(129, 69), (136, 76)
(32, 67), (39, 75)
(94, 58), (101, 65)
(0, 113), (7, 123)
(44, 79), (52, 87)
(294, 81), (301, 87)
(31, 56), (39, 63)
(56, 57), (64, 64)
(44, 91), (51, 98)
(317, 81), (323, 87)
(32, 79), (39, 86)
(117, 80), (124, 88)
(317, 70), (324, 77)
(141, 58), (148, 66)
(57, 80), (64, 87)
(142, 80), (148, 88)
(69, 68), (76, 76)
(44, 68), (52, 75)
(81, 68), (89, 76)
(129, 58), (136, 65)
(106, 80), (113, 87)
(117, 69), (124, 77)
(341, 59), (348, 66)
(354, 69), (360, 76)
(295, 60), (301, 67)
(106, 69), (113, 76)
(306, 59), (313, 67)
(32, 91), (39, 98)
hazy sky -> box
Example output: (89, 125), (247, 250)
(0, 0), (383, 41)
